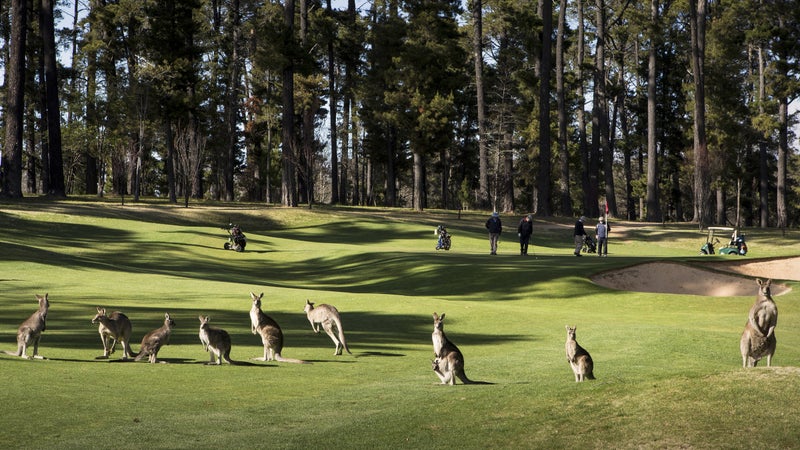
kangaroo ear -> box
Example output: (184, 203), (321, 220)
(432, 312), (438, 320)
(164, 313), (170, 320)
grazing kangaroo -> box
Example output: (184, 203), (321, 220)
(92, 307), (135, 359)
(565, 325), (595, 382)
(304, 300), (352, 355)
(249, 292), (307, 364)
(740, 278), (778, 367)
(134, 313), (175, 363)
(3, 294), (50, 359)
(198, 315), (234, 365)
(431, 312), (475, 385)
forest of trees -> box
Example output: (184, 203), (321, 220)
(1, 0), (799, 227)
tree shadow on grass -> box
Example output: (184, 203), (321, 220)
(1, 301), (531, 364)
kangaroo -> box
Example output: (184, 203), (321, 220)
(134, 313), (176, 363)
(431, 312), (475, 385)
(304, 300), (352, 355)
(740, 278), (778, 367)
(3, 294), (50, 359)
(92, 307), (135, 360)
(249, 292), (307, 364)
(565, 325), (595, 382)
(198, 315), (235, 365)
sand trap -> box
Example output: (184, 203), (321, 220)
(591, 257), (798, 297)
(703, 257), (800, 282)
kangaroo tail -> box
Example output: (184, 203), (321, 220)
(223, 351), (237, 365)
(275, 354), (310, 364)
(339, 330), (352, 355)
(460, 374), (493, 385)
(334, 317), (352, 354)
(124, 343), (138, 359)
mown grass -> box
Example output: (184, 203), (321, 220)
(1, 198), (798, 449)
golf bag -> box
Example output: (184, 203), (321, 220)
(223, 224), (247, 252)
(582, 235), (596, 254)
(435, 225), (451, 251)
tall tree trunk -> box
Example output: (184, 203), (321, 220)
(352, 123), (360, 205)
(1, 0), (26, 198)
(502, 140), (514, 212)
(439, 146), (448, 208)
(386, 126), (397, 206)
(577, 0), (590, 214)
(413, 151), (424, 211)
(41, 0), (65, 197)
(82, 2), (99, 195)
(645, 0), (662, 221)
(165, 118), (177, 203)
(588, 0), (605, 219)
(224, 0), (242, 202)
(536, 0), (552, 216)
(340, 95), (350, 204)
(281, 0), (297, 206)
(327, 0), (339, 204)
(471, 0), (489, 209)
(619, 65), (634, 221)
(555, 0), (572, 216)
(24, 117), (37, 193)
(298, 0), (313, 206)
(757, 45), (769, 227)
(38, 44), (50, 194)
(776, 98), (788, 229)
(689, 0), (710, 226)
(715, 186), (725, 225)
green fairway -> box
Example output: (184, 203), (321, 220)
(1, 199), (798, 449)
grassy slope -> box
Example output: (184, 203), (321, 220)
(0, 198), (798, 449)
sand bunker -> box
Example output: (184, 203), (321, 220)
(591, 257), (798, 297)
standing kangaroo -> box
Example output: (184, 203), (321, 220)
(304, 300), (352, 355)
(249, 292), (307, 364)
(565, 325), (595, 382)
(740, 278), (778, 367)
(431, 312), (474, 385)
(3, 294), (50, 359)
(134, 313), (175, 363)
(92, 307), (135, 360)
(198, 315), (235, 365)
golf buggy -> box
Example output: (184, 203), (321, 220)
(700, 226), (747, 255)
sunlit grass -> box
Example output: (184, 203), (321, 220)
(0, 198), (798, 449)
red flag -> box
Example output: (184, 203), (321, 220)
(604, 202), (609, 215)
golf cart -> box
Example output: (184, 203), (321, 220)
(700, 226), (747, 255)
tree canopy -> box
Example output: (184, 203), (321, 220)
(1, 0), (799, 227)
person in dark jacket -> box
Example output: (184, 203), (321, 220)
(517, 214), (533, 256)
(573, 216), (587, 256)
(485, 211), (502, 255)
